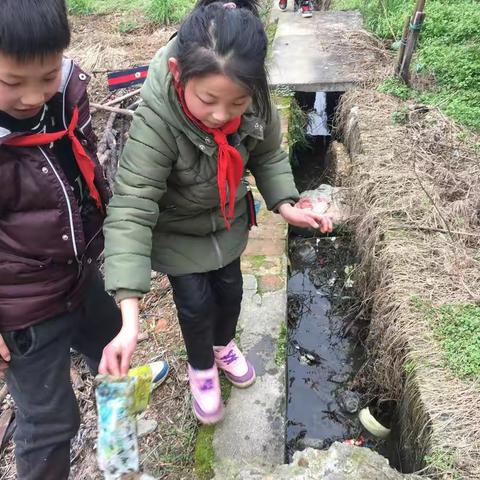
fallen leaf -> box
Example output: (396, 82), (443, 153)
(155, 318), (168, 333)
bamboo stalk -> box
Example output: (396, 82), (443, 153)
(395, 16), (411, 75)
(90, 103), (134, 117)
(399, 10), (426, 83)
(104, 88), (141, 107)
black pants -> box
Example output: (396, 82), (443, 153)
(2, 270), (122, 480)
(168, 258), (243, 370)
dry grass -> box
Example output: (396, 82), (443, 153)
(68, 13), (175, 101)
(336, 89), (480, 478)
(323, 28), (395, 86)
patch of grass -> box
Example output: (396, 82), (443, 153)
(403, 360), (416, 375)
(378, 76), (412, 100)
(68, 0), (194, 24)
(249, 255), (267, 270)
(147, 0), (195, 25)
(67, 0), (95, 14)
(424, 449), (460, 479)
(266, 19), (279, 57)
(275, 322), (287, 366)
(332, 0), (480, 130)
(412, 298), (480, 380)
(429, 304), (480, 380)
(288, 99), (311, 165)
(193, 378), (231, 479)
(194, 425), (215, 480)
(391, 106), (409, 125)
(118, 19), (140, 34)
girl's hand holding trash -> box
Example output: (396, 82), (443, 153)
(278, 203), (333, 233)
(99, 298), (139, 376)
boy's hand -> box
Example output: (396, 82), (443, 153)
(99, 298), (140, 376)
(0, 334), (10, 379)
(278, 203), (333, 233)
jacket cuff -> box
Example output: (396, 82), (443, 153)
(115, 289), (143, 303)
(272, 198), (297, 214)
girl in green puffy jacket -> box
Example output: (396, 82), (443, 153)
(102, 0), (332, 424)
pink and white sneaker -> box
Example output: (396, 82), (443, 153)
(214, 340), (256, 388)
(188, 364), (224, 424)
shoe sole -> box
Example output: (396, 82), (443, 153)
(192, 399), (225, 425)
(152, 362), (170, 390)
(223, 361), (257, 389)
(227, 371), (256, 389)
(302, 12), (313, 17)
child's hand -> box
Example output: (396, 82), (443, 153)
(0, 334), (10, 363)
(99, 298), (140, 376)
(278, 203), (333, 233)
(0, 334), (10, 379)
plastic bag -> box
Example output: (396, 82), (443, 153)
(95, 376), (139, 479)
(96, 364), (158, 479)
(296, 184), (334, 214)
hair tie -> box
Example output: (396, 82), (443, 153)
(223, 2), (237, 8)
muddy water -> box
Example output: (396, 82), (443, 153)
(285, 91), (400, 465)
(286, 91), (366, 458)
(286, 235), (365, 459)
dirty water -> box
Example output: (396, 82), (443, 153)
(286, 235), (365, 459)
(285, 91), (399, 467)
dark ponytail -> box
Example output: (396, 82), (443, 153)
(176, 1), (271, 122)
(194, 0), (260, 16)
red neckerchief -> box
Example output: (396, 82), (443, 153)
(4, 106), (103, 212)
(175, 84), (244, 230)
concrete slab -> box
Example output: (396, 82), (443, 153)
(213, 283), (286, 475)
(269, 11), (369, 92)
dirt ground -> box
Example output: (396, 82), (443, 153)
(0, 12), (195, 480)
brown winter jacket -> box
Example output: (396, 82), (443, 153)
(0, 59), (110, 332)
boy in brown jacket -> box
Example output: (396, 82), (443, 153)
(0, 1), (138, 478)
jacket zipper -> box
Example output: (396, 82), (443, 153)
(61, 61), (74, 129)
(210, 234), (223, 269)
(210, 210), (217, 233)
(209, 210), (223, 267)
(38, 147), (79, 261)
(84, 226), (102, 253)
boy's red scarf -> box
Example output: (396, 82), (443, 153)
(176, 85), (244, 230)
(4, 106), (103, 212)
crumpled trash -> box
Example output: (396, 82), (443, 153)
(95, 376), (139, 479)
(296, 184), (351, 225)
(296, 184), (335, 215)
(358, 407), (392, 439)
(337, 390), (361, 414)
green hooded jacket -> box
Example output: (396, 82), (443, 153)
(103, 39), (299, 300)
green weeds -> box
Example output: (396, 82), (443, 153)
(430, 304), (480, 380)
(67, 0), (195, 25)
(332, 0), (480, 130)
(275, 322), (287, 366)
(147, 0), (196, 25)
(412, 298), (480, 380)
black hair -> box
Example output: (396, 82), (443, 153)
(195, 0), (260, 16)
(0, 0), (70, 61)
(177, 0), (271, 122)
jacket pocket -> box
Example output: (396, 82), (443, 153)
(0, 251), (51, 268)
(246, 189), (258, 230)
(4, 327), (37, 357)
